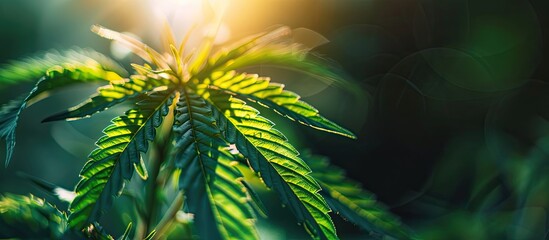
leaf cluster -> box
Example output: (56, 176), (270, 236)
(0, 22), (412, 240)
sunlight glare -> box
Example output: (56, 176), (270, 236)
(148, 0), (231, 44)
(110, 32), (140, 60)
(54, 187), (76, 203)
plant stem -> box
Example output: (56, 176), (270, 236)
(153, 191), (185, 240)
(143, 140), (165, 237)
(139, 100), (177, 239)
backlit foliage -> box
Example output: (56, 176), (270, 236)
(0, 21), (412, 239)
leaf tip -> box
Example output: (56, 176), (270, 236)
(4, 143), (14, 168)
(347, 132), (358, 140)
(90, 24), (102, 34)
(42, 110), (70, 123)
(91, 24), (117, 40)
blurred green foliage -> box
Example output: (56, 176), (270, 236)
(0, 194), (67, 239)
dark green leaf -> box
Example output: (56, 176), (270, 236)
(241, 180), (268, 218)
(303, 152), (413, 239)
(173, 88), (258, 240)
(0, 97), (26, 167)
(17, 172), (75, 202)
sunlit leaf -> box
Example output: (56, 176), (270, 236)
(201, 90), (338, 240)
(92, 25), (169, 70)
(68, 90), (175, 229)
(1, 64), (124, 166)
(143, 229), (156, 240)
(43, 75), (165, 122)
(198, 27), (354, 92)
(199, 71), (355, 138)
(195, 26), (292, 79)
(0, 48), (126, 86)
(27, 63), (124, 103)
(0, 22), (362, 240)
(220, 45), (351, 90)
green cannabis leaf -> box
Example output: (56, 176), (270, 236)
(303, 151), (414, 239)
(42, 74), (165, 122)
(0, 194), (68, 239)
(201, 90), (338, 239)
(0, 53), (124, 167)
(0, 20), (407, 240)
(68, 91), (174, 229)
(203, 71), (356, 138)
(0, 193), (121, 239)
(174, 90), (258, 239)
(0, 48), (126, 86)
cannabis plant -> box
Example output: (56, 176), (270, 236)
(0, 23), (410, 239)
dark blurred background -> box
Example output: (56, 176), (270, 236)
(1, 0), (549, 239)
